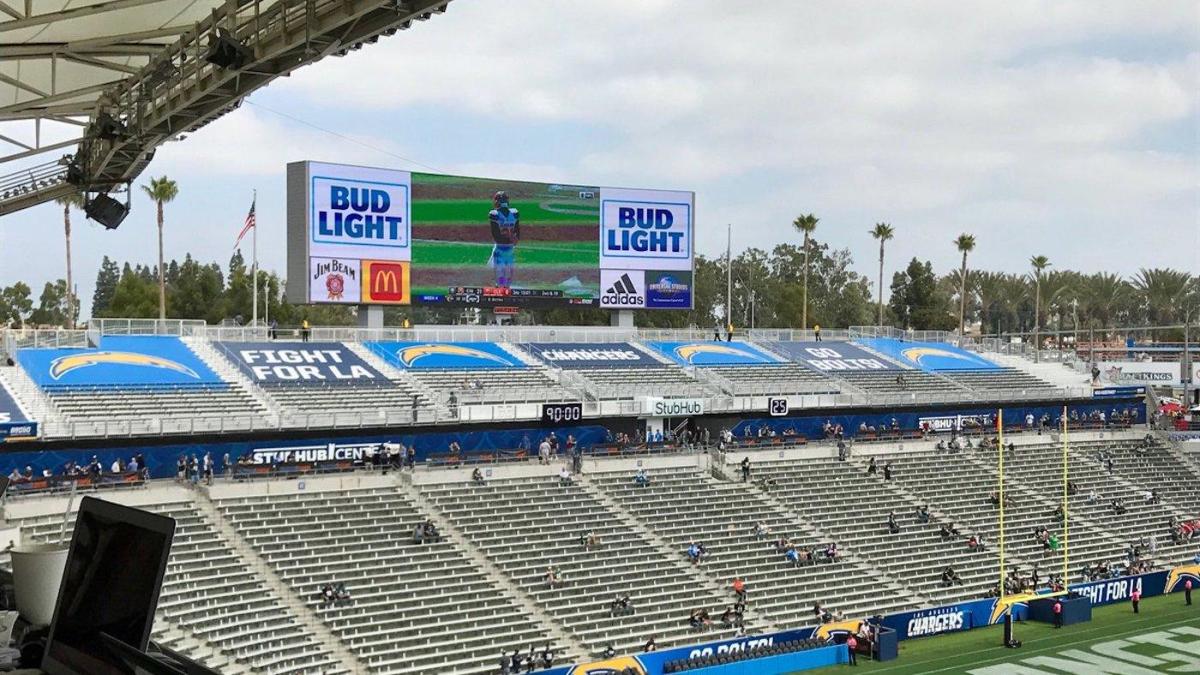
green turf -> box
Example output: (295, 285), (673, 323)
(413, 199), (598, 223)
(412, 239), (598, 267)
(805, 593), (1198, 674)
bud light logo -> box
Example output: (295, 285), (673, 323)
(601, 193), (692, 267)
(306, 162), (411, 260)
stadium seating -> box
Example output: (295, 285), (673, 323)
(977, 437), (1197, 569)
(405, 367), (576, 405)
(700, 364), (841, 396)
(590, 467), (910, 626)
(418, 473), (739, 656)
(567, 365), (714, 400)
(830, 369), (962, 396)
(2, 492), (346, 675)
(939, 367), (1061, 395)
(748, 454), (999, 605)
(215, 480), (558, 674)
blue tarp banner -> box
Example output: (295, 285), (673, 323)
(857, 338), (1001, 371)
(521, 343), (658, 368)
(772, 341), (899, 372)
(734, 401), (1143, 439)
(365, 341), (522, 369)
(217, 342), (386, 384)
(18, 336), (222, 387)
(649, 341), (781, 367)
(0, 424), (610, 481)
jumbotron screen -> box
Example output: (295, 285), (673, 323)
(285, 161), (694, 310)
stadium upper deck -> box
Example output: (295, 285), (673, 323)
(0, 324), (1084, 440)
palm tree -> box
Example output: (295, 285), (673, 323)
(140, 176), (179, 321)
(870, 222), (894, 326)
(792, 214), (819, 328)
(953, 233), (976, 338)
(1029, 255), (1051, 359)
(54, 191), (86, 326)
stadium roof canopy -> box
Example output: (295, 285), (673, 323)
(0, 0), (450, 217)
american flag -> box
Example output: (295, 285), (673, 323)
(234, 197), (256, 247)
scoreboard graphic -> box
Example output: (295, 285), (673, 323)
(287, 161), (694, 309)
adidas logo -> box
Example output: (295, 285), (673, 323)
(601, 273), (645, 307)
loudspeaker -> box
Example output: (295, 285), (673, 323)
(84, 194), (129, 230)
(205, 29), (252, 69)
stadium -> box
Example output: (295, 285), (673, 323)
(0, 1), (1197, 675)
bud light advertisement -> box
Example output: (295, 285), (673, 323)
(287, 161), (693, 310)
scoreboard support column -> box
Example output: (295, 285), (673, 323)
(359, 305), (384, 329)
(610, 310), (634, 328)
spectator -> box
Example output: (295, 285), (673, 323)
(602, 644), (616, 659)
(837, 440), (848, 461)
(731, 577), (746, 603)
(688, 608), (711, 630)
(824, 542), (841, 562)
(472, 467), (485, 485)
(752, 521), (771, 539)
(539, 438), (552, 464)
(610, 594), (633, 616)
(968, 534), (984, 552)
(846, 634), (858, 666)
(634, 468), (650, 487)
(720, 606), (737, 628)
(886, 511), (900, 534)
(939, 522), (960, 539)
(545, 566), (564, 589)
(941, 566), (963, 587)
(867, 457), (877, 475)
(643, 636), (658, 652)
(915, 504), (930, 524)
(448, 392), (458, 416)
(558, 467), (573, 487)
(687, 542), (705, 565)
(883, 462), (894, 481)
(740, 457), (751, 482)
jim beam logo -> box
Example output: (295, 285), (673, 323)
(314, 259), (357, 301)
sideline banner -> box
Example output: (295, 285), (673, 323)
(521, 343), (657, 368)
(649, 341), (781, 367)
(857, 338), (1001, 371)
(773, 341), (899, 372)
(365, 341), (522, 369)
(217, 342), (386, 384)
(18, 336), (222, 387)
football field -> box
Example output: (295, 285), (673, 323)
(808, 593), (1199, 674)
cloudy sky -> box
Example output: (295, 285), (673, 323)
(1, 0), (1197, 318)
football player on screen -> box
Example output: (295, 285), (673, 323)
(488, 190), (520, 289)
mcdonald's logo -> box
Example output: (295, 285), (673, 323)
(361, 261), (410, 304)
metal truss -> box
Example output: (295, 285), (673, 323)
(0, 0), (450, 216)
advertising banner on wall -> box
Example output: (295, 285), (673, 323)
(17, 337), (222, 387)
(287, 161), (694, 309)
(0, 383), (36, 442)
(1094, 361), (1182, 386)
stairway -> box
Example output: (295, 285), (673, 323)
(181, 337), (281, 423)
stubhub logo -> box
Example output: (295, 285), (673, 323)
(312, 177), (408, 248)
(602, 199), (690, 259)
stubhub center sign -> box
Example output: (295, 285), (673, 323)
(600, 187), (693, 271)
(306, 162), (411, 262)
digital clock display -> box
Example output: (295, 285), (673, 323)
(541, 402), (583, 424)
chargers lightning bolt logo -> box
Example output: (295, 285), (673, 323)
(48, 351), (200, 380)
(395, 344), (515, 368)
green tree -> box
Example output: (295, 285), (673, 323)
(791, 214), (819, 328)
(889, 258), (954, 330)
(108, 266), (160, 318)
(92, 256), (120, 318)
(0, 282), (33, 328)
(140, 175), (179, 321)
(28, 280), (69, 326)
(870, 223), (894, 326)
(954, 233), (976, 336)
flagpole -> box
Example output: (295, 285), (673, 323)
(251, 189), (258, 327)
